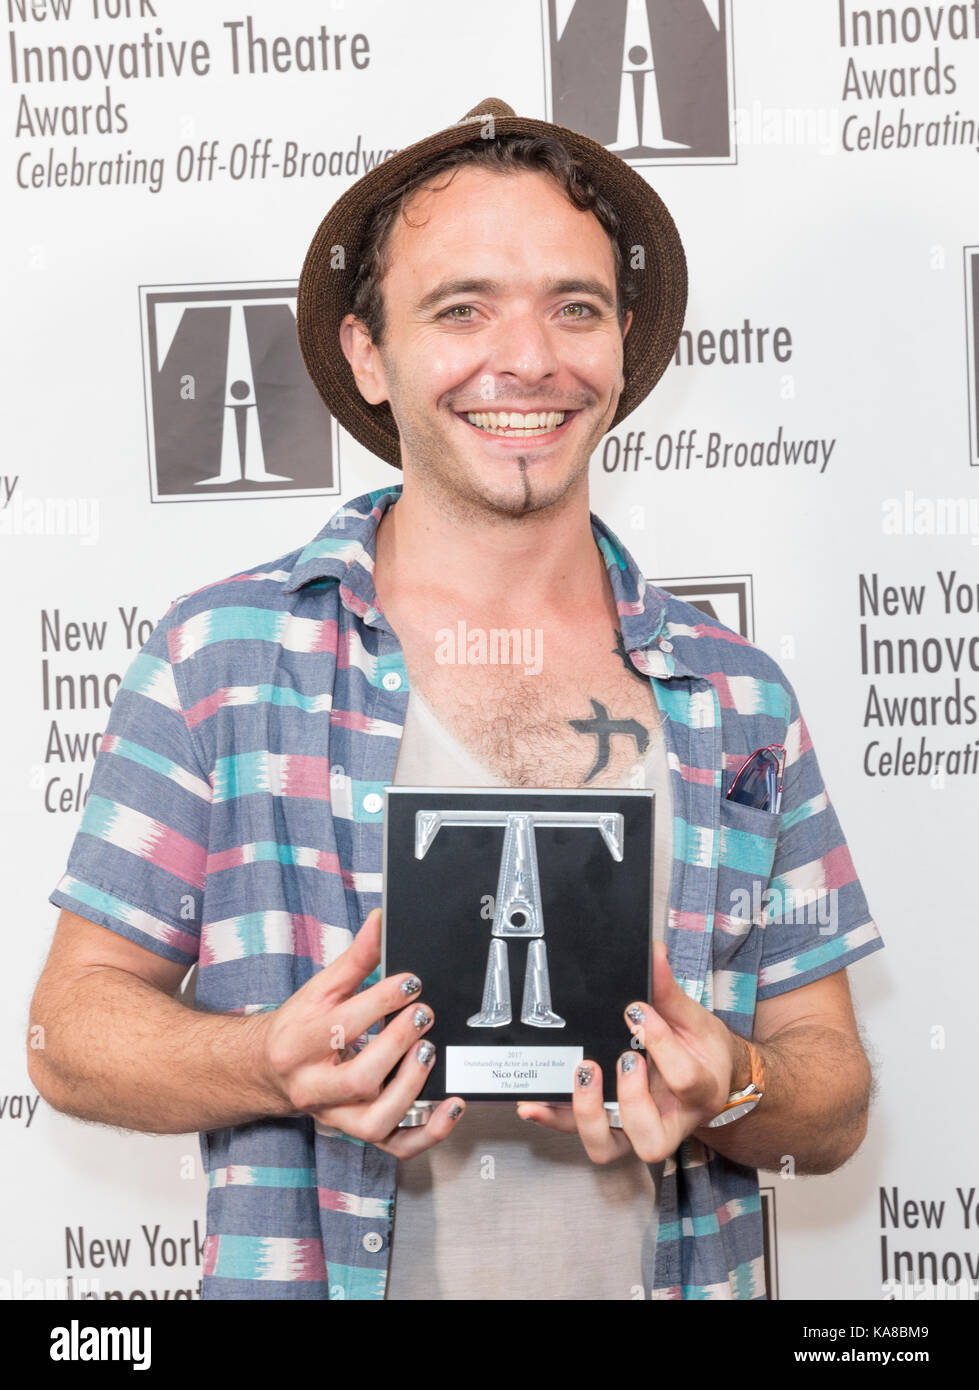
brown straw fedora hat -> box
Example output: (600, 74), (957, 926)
(296, 96), (687, 469)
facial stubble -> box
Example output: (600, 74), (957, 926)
(380, 348), (588, 522)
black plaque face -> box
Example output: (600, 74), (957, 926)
(382, 787), (654, 1104)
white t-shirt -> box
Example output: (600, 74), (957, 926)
(385, 686), (672, 1301)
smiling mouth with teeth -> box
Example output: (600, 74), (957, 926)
(462, 409), (573, 437)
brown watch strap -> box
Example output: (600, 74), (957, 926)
(746, 1039), (765, 1095)
(721, 1039), (765, 1113)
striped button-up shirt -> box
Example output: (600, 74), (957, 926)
(50, 485), (884, 1299)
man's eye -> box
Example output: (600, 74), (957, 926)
(561, 302), (595, 318)
(440, 305), (474, 320)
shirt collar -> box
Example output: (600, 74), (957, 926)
(284, 486), (687, 677)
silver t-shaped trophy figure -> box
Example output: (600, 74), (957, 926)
(415, 808), (625, 1028)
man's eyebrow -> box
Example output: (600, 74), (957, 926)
(413, 276), (617, 314)
(549, 278), (617, 312)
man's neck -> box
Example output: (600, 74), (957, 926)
(374, 476), (613, 625)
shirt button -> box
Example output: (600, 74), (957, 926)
(381, 671), (402, 691)
(660, 639), (674, 653)
(362, 1231), (383, 1253)
(362, 793), (383, 814)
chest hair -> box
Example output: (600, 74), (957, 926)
(399, 626), (663, 788)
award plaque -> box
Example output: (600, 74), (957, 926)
(382, 787), (654, 1118)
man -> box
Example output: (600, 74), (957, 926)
(30, 98), (883, 1300)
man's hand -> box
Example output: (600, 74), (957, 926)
(516, 939), (746, 1164)
(258, 908), (465, 1157)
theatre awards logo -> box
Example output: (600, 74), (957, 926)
(542, 0), (734, 164)
(139, 281), (339, 503)
(966, 247), (979, 468)
(653, 574), (754, 640)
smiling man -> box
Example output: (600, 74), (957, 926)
(33, 98), (884, 1301)
(346, 171), (625, 521)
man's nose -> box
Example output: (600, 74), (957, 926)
(484, 308), (561, 384)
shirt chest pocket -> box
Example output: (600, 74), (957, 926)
(710, 792), (782, 1004)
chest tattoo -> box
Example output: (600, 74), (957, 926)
(567, 697), (650, 783)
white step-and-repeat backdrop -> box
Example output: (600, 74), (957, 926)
(3, 0), (977, 1301)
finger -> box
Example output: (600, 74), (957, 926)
(648, 940), (707, 1031)
(321, 968), (426, 1059)
(515, 1101), (577, 1132)
(326, 1036), (440, 1142)
(334, 996), (436, 1098)
(571, 1061), (630, 1163)
(293, 993), (434, 1110)
(616, 1050), (670, 1162)
(623, 1000), (710, 1105)
(377, 1097), (468, 1159)
(316, 908), (384, 1003)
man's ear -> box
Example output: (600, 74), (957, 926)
(339, 313), (390, 406)
(618, 308), (634, 393)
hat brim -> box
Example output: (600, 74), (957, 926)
(296, 102), (687, 468)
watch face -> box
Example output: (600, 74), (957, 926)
(708, 1097), (759, 1128)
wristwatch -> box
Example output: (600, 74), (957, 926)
(705, 1039), (765, 1128)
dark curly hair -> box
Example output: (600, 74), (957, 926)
(347, 133), (641, 347)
